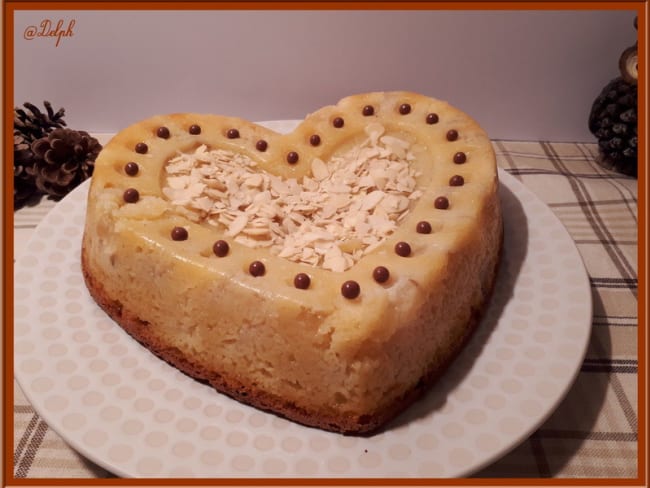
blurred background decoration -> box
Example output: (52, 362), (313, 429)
(13, 101), (102, 209)
(588, 16), (638, 177)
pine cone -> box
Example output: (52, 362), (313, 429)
(13, 101), (68, 208)
(27, 128), (102, 199)
(13, 133), (38, 207)
(588, 77), (637, 177)
(14, 101), (67, 143)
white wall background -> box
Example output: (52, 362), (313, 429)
(14, 9), (637, 141)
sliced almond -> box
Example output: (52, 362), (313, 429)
(162, 125), (420, 271)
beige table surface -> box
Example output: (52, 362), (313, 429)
(12, 138), (639, 479)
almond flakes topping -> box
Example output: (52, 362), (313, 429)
(162, 124), (421, 272)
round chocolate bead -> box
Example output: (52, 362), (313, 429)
(256, 139), (268, 152)
(449, 174), (465, 186)
(213, 240), (229, 257)
(362, 105), (375, 116)
(294, 273), (311, 289)
(189, 124), (201, 135)
(399, 103), (411, 115)
(227, 128), (240, 139)
(372, 266), (390, 283)
(156, 126), (170, 139)
(135, 142), (148, 154)
(171, 226), (188, 241)
(249, 260), (265, 277)
(287, 151), (299, 164)
(434, 196), (450, 209)
(124, 162), (139, 176)
(416, 221), (432, 234)
(341, 280), (360, 299)
(309, 134), (321, 146)
(426, 113), (439, 124)
(123, 188), (139, 203)
(446, 129), (459, 141)
(453, 152), (467, 164)
(395, 241), (411, 257)
(332, 117), (344, 128)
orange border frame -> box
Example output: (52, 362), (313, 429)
(3, 1), (647, 487)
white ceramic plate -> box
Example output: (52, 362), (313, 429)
(14, 123), (592, 478)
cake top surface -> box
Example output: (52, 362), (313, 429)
(87, 91), (498, 309)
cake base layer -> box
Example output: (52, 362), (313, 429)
(81, 236), (501, 434)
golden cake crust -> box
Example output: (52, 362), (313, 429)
(81, 91), (503, 434)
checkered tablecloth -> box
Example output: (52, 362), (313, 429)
(12, 140), (639, 479)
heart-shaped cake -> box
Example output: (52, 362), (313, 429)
(81, 91), (502, 434)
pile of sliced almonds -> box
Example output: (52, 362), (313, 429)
(162, 123), (422, 272)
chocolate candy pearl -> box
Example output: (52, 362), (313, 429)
(341, 280), (360, 299)
(249, 260), (266, 277)
(449, 174), (465, 187)
(426, 113), (439, 124)
(446, 129), (459, 141)
(123, 188), (139, 203)
(416, 221), (432, 234)
(156, 126), (170, 139)
(213, 240), (229, 257)
(227, 128), (240, 139)
(135, 142), (148, 154)
(287, 151), (299, 164)
(362, 105), (375, 116)
(256, 139), (268, 152)
(373, 266), (390, 283)
(309, 134), (321, 146)
(453, 152), (467, 164)
(171, 226), (188, 241)
(395, 241), (411, 257)
(333, 117), (344, 128)
(434, 196), (450, 210)
(399, 103), (411, 115)
(124, 162), (139, 176)
(294, 273), (311, 289)
(189, 124), (201, 135)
